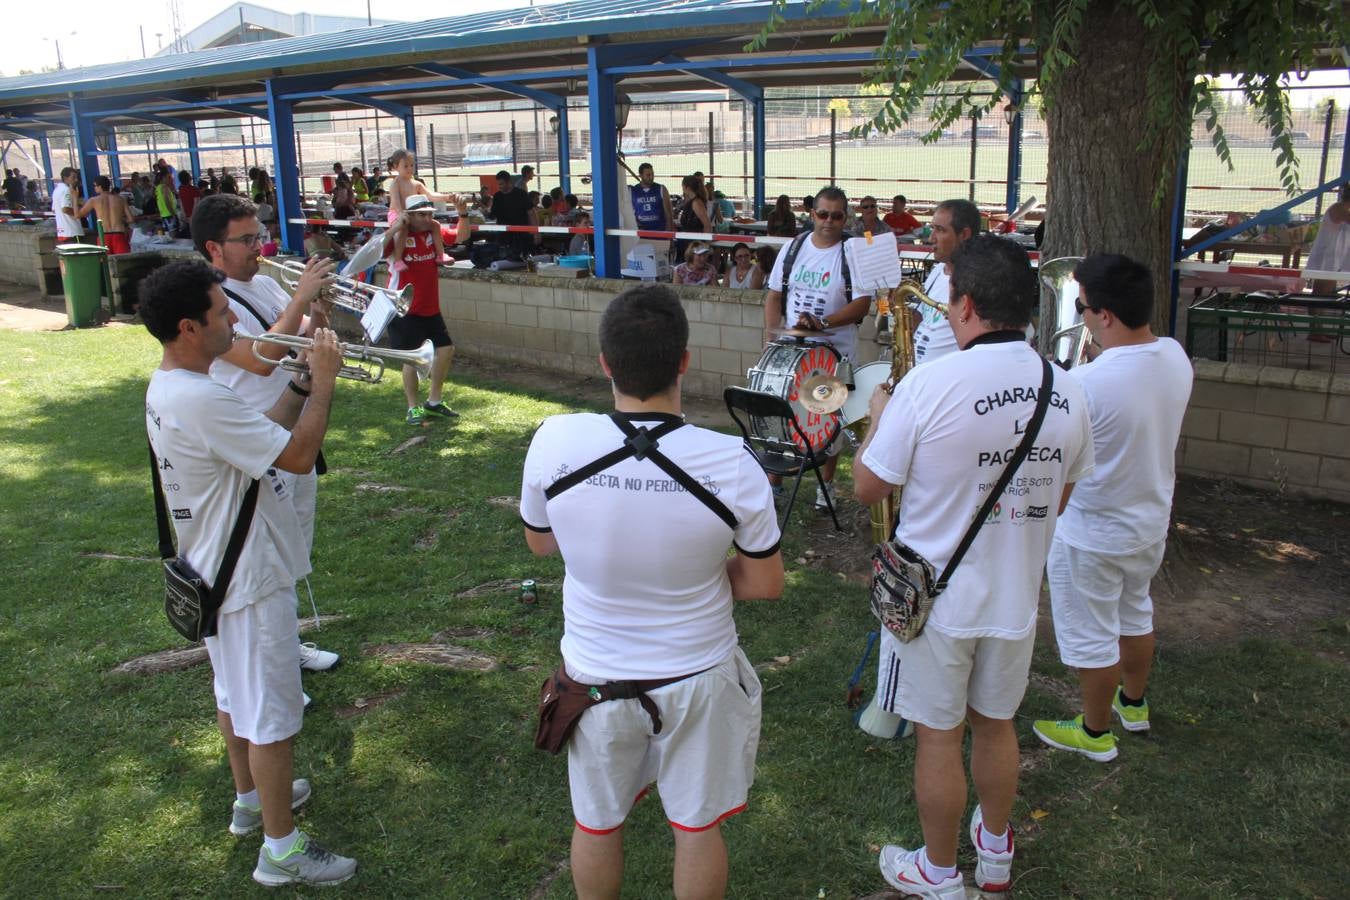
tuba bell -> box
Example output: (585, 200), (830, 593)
(1040, 256), (1089, 368)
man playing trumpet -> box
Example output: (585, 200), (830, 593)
(192, 195), (343, 679)
(141, 261), (357, 887)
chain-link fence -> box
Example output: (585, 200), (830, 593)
(4, 84), (1345, 219)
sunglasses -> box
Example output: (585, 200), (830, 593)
(859, 204), (876, 210)
(1074, 299), (1093, 315)
(813, 210), (845, 222)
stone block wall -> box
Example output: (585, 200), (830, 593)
(432, 269), (854, 399)
(0, 223), (60, 293)
(1179, 360), (1350, 504)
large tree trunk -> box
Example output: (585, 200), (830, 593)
(1039, 1), (1188, 342)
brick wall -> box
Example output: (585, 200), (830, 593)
(0, 223), (60, 293)
(430, 268), (885, 400)
(1180, 360), (1350, 504)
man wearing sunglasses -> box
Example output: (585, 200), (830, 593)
(764, 186), (873, 510)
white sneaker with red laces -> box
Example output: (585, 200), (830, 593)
(969, 805), (1014, 892)
(878, 844), (966, 898)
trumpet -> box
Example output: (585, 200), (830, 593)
(258, 257), (412, 318)
(238, 331), (434, 384)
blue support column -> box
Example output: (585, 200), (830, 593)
(106, 129), (122, 186)
(68, 99), (102, 200)
(752, 97), (766, 216)
(265, 79), (303, 254)
(187, 122), (201, 181)
(557, 104), (571, 195)
(586, 47), (621, 278)
(0, 140), (11, 168)
(403, 114), (416, 153)
(1167, 143), (1190, 338)
(1004, 81), (1024, 215)
(39, 132), (54, 196)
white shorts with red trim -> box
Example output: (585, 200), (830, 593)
(567, 646), (762, 834)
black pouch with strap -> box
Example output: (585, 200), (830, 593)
(534, 664), (711, 754)
(149, 442), (261, 642)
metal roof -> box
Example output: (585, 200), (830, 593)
(0, 0), (805, 103)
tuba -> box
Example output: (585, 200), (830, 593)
(1040, 256), (1089, 368)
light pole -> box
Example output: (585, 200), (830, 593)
(43, 34), (72, 70)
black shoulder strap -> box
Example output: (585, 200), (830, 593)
(221, 285), (273, 329)
(778, 231), (810, 296)
(839, 238), (852, 296)
(148, 438), (261, 599)
(609, 415), (738, 529)
(544, 418), (686, 500)
(544, 416), (738, 529)
(934, 358), (1054, 591)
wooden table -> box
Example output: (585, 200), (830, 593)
(1197, 239), (1311, 269)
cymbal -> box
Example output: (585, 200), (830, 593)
(770, 326), (817, 338)
(799, 374), (849, 414)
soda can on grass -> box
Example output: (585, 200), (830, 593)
(520, 579), (538, 604)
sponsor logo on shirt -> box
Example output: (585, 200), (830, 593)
(171, 508), (192, 520)
(1010, 504), (1048, 521)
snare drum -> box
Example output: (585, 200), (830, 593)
(746, 339), (842, 451)
(840, 361), (892, 430)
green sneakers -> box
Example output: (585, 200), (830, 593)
(1032, 715), (1118, 762)
(406, 406), (426, 425)
(423, 400), (459, 418)
(1113, 688), (1151, 732)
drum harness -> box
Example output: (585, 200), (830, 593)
(535, 413), (739, 747)
(777, 231), (853, 316)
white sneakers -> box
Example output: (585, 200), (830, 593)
(878, 845), (966, 898)
(969, 805), (1014, 892)
(878, 807), (1015, 896)
(298, 641), (340, 672)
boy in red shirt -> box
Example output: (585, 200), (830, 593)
(382, 195), (457, 425)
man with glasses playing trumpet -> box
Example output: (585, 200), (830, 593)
(191, 194), (343, 680)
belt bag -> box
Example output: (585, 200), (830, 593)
(149, 442), (260, 642)
(870, 357), (1053, 642)
(534, 664), (709, 755)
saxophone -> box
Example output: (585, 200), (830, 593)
(861, 280), (948, 544)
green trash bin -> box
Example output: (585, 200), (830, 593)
(56, 243), (108, 328)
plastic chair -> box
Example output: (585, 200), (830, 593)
(724, 386), (843, 532)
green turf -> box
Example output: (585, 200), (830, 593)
(0, 325), (1345, 897)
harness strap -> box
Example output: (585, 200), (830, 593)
(543, 417), (685, 500)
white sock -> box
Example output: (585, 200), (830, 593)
(919, 846), (957, 881)
(235, 788), (259, 808)
(980, 818), (1011, 853)
(264, 828), (301, 859)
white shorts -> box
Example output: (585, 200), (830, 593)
(205, 587), (304, 745)
(1047, 536), (1165, 669)
(567, 647), (762, 834)
(893, 627), (1036, 730)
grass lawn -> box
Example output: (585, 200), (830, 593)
(0, 324), (1345, 897)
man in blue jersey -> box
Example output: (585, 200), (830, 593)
(630, 163), (674, 232)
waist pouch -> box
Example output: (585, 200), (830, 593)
(534, 664), (710, 754)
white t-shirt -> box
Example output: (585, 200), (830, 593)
(51, 184), (84, 238)
(520, 412), (781, 680)
(209, 275), (293, 412)
(146, 369), (310, 614)
(768, 235), (869, 361)
(1306, 209), (1350, 274)
(861, 338), (1094, 639)
(912, 265), (957, 365)
(1056, 338), (1193, 554)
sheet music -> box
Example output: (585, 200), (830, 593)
(361, 292), (397, 343)
(843, 231), (903, 293)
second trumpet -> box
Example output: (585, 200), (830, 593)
(238, 331), (434, 384)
